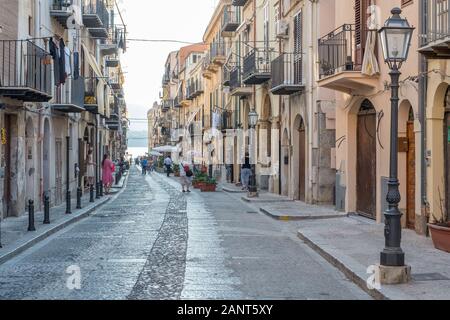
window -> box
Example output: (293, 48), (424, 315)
(28, 16), (33, 36)
(264, 4), (270, 51)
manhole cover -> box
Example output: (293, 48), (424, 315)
(412, 273), (450, 281)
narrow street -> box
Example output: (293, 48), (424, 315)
(0, 166), (369, 300)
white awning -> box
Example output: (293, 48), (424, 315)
(361, 31), (380, 76)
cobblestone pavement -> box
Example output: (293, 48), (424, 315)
(0, 166), (370, 300)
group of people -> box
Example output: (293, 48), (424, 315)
(137, 156), (155, 175)
(85, 149), (119, 195)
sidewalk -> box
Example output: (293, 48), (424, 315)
(296, 216), (450, 300)
(0, 173), (129, 265)
(260, 201), (348, 221)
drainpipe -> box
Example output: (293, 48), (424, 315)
(308, 1), (316, 203)
(419, 0), (428, 232)
(278, 0), (282, 195)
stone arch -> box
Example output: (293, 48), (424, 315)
(292, 115), (306, 201)
(281, 128), (290, 197)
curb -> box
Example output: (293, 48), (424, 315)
(0, 172), (130, 266)
(221, 187), (247, 194)
(296, 230), (388, 300)
(241, 196), (294, 203)
(260, 207), (349, 221)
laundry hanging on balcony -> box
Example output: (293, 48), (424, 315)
(361, 30), (380, 76)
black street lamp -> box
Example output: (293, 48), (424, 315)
(378, 8), (414, 268)
(248, 109), (259, 196)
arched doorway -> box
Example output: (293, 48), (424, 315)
(43, 119), (51, 198)
(445, 88), (450, 222)
(399, 101), (416, 229)
(294, 115), (306, 201)
(356, 99), (377, 219)
(25, 118), (35, 202)
(281, 128), (290, 197)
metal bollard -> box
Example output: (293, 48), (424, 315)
(28, 200), (36, 232)
(43, 194), (50, 224)
(66, 190), (72, 214)
(76, 187), (82, 209)
(90, 184), (95, 203)
(96, 182), (100, 199)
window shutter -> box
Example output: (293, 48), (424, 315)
(293, 11), (303, 84)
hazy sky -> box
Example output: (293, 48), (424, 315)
(120, 0), (218, 131)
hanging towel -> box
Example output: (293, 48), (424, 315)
(49, 38), (61, 86)
(59, 39), (66, 84)
(64, 46), (72, 78)
(73, 52), (80, 80)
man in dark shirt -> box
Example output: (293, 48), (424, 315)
(241, 153), (252, 190)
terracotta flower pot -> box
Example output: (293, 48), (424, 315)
(194, 182), (206, 189)
(200, 184), (216, 192)
(428, 223), (450, 253)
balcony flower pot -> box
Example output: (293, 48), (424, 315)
(428, 222), (450, 253)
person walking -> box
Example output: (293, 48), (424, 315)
(102, 154), (114, 195)
(141, 157), (148, 175)
(85, 149), (95, 187)
(164, 155), (173, 177)
(180, 161), (193, 193)
(241, 153), (252, 191)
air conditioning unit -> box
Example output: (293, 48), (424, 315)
(276, 20), (289, 39)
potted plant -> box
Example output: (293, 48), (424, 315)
(173, 163), (180, 177)
(428, 189), (450, 252)
(201, 177), (217, 192)
(193, 173), (207, 189)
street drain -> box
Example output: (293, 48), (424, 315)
(246, 211), (258, 214)
(412, 273), (450, 281)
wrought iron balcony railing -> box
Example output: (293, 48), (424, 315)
(82, 0), (109, 38)
(222, 5), (240, 35)
(0, 40), (52, 102)
(210, 42), (226, 65)
(232, 0), (249, 6)
(243, 48), (273, 85)
(318, 24), (362, 79)
(270, 53), (304, 95)
(419, 0), (450, 57)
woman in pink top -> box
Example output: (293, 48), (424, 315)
(102, 154), (114, 194)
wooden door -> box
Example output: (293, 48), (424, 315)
(357, 109), (377, 219)
(445, 113), (450, 221)
(55, 139), (62, 205)
(298, 122), (306, 202)
(406, 121), (416, 229)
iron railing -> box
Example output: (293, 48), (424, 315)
(84, 77), (97, 104)
(318, 24), (359, 79)
(82, 0), (109, 28)
(229, 66), (243, 91)
(222, 5), (240, 30)
(223, 66), (230, 86)
(0, 40), (52, 95)
(210, 42), (226, 60)
(271, 53), (303, 89)
(422, 0), (450, 46)
(243, 48), (273, 80)
(51, 0), (73, 10)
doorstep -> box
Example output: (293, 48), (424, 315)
(296, 216), (450, 300)
(260, 202), (348, 221)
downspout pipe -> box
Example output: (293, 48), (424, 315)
(419, 0), (428, 232)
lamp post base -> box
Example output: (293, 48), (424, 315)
(377, 264), (411, 285)
(381, 248), (405, 267)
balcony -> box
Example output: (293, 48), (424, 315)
(82, 0), (109, 39)
(221, 6), (240, 37)
(232, 0), (249, 6)
(223, 66), (230, 86)
(0, 40), (52, 102)
(270, 53), (304, 96)
(230, 66), (252, 97)
(187, 79), (204, 99)
(201, 52), (213, 78)
(50, 0), (75, 29)
(221, 110), (233, 132)
(84, 77), (99, 113)
(419, 0), (450, 58)
(317, 24), (378, 94)
(51, 76), (86, 113)
(210, 42), (226, 68)
(243, 49), (273, 85)
(109, 75), (121, 92)
(162, 99), (173, 112)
